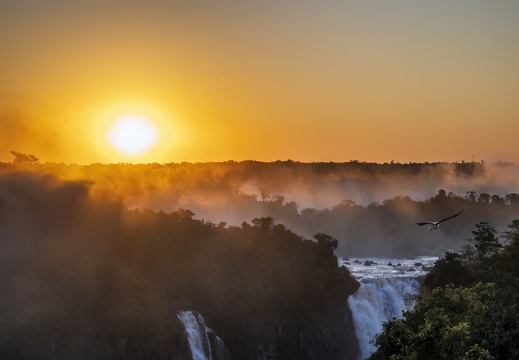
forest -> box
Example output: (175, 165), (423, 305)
(2, 157), (518, 257)
(0, 170), (359, 359)
(370, 219), (519, 359)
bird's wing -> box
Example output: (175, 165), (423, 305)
(416, 221), (435, 226)
(437, 210), (465, 224)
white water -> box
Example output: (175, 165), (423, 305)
(177, 310), (230, 360)
(343, 257), (437, 360)
(341, 256), (438, 279)
(177, 311), (213, 360)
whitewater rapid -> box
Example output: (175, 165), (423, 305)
(343, 256), (437, 360)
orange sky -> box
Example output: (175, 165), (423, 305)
(1, 1), (518, 164)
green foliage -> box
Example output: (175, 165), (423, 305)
(467, 222), (502, 262)
(371, 282), (519, 360)
(423, 252), (475, 290)
(371, 220), (519, 360)
(503, 219), (519, 245)
(494, 220), (519, 278)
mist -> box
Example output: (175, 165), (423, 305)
(6, 159), (519, 207)
(0, 112), (63, 162)
(1, 159), (518, 257)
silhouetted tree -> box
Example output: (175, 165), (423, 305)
(251, 216), (275, 231)
(491, 194), (504, 205)
(10, 151), (39, 165)
(259, 188), (270, 202)
(466, 191), (477, 202)
(505, 193), (519, 206)
(467, 222), (502, 262)
(477, 193), (491, 204)
(314, 233), (338, 250)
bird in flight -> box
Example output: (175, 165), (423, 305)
(416, 210), (465, 230)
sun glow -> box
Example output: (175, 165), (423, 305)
(107, 115), (159, 155)
(94, 103), (177, 162)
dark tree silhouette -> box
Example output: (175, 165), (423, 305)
(251, 216), (275, 231)
(10, 151), (39, 165)
(314, 232), (339, 250)
(467, 222), (502, 262)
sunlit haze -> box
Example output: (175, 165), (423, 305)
(107, 115), (159, 156)
(1, 1), (518, 164)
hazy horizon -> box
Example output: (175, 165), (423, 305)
(2, 1), (518, 164)
(2, 160), (518, 258)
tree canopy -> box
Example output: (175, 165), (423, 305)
(370, 219), (519, 360)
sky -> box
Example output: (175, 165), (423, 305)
(1, 0), (518, 164)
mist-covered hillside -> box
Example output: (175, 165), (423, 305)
(2, 158), (518, 257)
(0, 171), (359, 359)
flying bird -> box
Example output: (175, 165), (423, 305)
(416, 210), (465, 230)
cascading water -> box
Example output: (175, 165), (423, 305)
(343, 257), (437, 360)
(177, 311), (213, 360)
(348, 277), (419, 359)
(177, 310), (231, 360)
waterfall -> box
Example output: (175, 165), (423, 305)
(177, 310), (231, 360)
(348, 277), (420, 360)
(177, 311), (212, 360)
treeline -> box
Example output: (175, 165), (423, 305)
(1, 158), (519, 257)
(370, 219), (519, 359)
(1, 157), (517, 215)
(206, 188), (519, 257)
(290, 189), (519, 257)
(0, 172), (360, 360)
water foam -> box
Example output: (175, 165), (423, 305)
(344, 257), (437, 359)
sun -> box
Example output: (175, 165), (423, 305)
(106, 114), (160, 156)
(94, 102), (178, 162)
